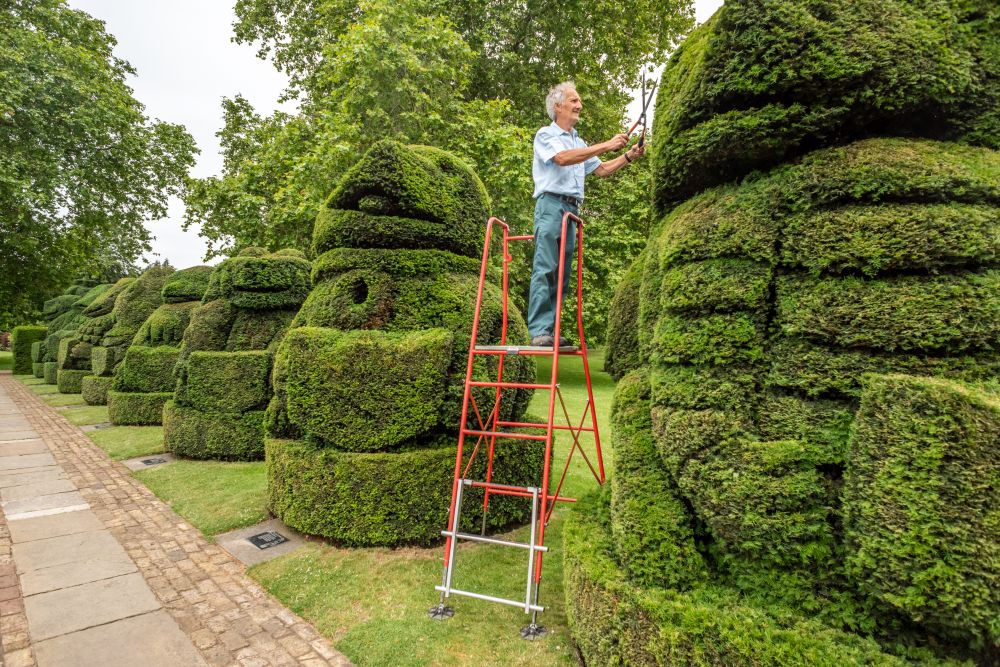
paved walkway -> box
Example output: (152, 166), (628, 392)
(0, 372), (352, 667)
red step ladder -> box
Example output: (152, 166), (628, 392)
(429, 213), (605, 639)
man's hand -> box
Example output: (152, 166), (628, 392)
(626, 144), (646, 161)
(605, 134), (628, 151)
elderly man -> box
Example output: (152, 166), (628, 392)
(528, 81), (645, 348)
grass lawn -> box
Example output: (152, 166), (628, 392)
(251, 350), (616, 667)
(134, 461), (268, 536)
(0, 351), (12, 371)
(44, 392), (87, 407)
(87, 426), (165, 461)
(60, 404), (109, 426)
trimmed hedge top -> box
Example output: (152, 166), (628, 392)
(102, 266), (174, 345)
(82, 277), (135, 318)
(161, 265), (212, 303)
(202, 248), (311, 310)
(320, 140), (490, 258)
(650, 0), (1000, 209)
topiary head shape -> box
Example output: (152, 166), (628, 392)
(203, 247), (311, 310)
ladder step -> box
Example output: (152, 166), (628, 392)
(435, 586), (544, 613)
(463, 429), (547, 442)
(440, 530), (549, 551)
(467, 380), (555, 390)
(473, 345), (580, 355)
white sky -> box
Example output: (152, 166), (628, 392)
(67, 0), (724, 268)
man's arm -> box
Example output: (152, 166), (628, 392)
(593, 143), (645, 178)
(551, 133), (628, 166)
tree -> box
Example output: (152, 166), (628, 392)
(189, 0), (693, 341)
(0, 0), (197, 328)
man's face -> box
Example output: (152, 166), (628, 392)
(555, 89), (582, 127)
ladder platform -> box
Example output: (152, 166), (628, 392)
(474, 345), (580, 355)
(434, 586), (544, 613)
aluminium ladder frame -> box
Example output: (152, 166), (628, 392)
(430, 213), (605, 638)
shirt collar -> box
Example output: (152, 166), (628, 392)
(549, 121), (577, 137)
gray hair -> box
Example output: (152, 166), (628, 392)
(545, 81), (576, 121)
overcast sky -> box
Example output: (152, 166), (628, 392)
(67, 0), (723, 268)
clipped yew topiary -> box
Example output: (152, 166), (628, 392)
(265, 141), (541, 547)
(37, 279), (109, 384)
(569, 1), (999, 663)
(106, 266), (212, 426)
(163, 249), (311, 460)
(30, 341), (45, 377)
(75, 278), (135, 403)
(11, 326), (46, 375)
(70, 268), (171, 400)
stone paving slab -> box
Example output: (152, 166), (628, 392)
(0, 372), (353, 666)
(7, 509), (104, 544)
(0, 479), (76, 503)
(1, 490), (87, 519)
(122, 452), (177, 471)
(0, 454), (56, 473)
(32, 610), (208, 667)
(216, 518), (307, 567)
(23, 572), (161, 641)
(0, 440), (49, 457)
(0, 431), (40, 442)
(0, 468), (66, 490)
(19, 550), (136, 596)
(14, 530), (127, 575)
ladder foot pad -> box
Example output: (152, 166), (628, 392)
(428, 604), (454, 620)
(520, 624), (548, 640)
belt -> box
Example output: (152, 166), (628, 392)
(541, 192), (582, 208)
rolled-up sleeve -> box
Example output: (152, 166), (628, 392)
(534, 129), (559, 163)
(583, 155), (601, 175)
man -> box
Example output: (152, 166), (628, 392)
(528, 81), (645, 348)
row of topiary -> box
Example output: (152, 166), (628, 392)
(11, 141), (543, 549)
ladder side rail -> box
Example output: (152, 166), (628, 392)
(573, 217), (606, 483)
(482, 226), (513, 527)
(533, 211), (577, 584)
(443, 217), (505, 573)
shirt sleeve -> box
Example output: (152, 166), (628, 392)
(534, 129), (559, 163)
(584, 155), (601, 175)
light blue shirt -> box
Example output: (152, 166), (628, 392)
(532, 122), (601, 200)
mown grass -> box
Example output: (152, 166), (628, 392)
(134, 461), (268, 536)
(60, 404), (109, 426)
(251, 350), (615, 666)
(87, 426), (165, 460)
(44, 392), (87, 407)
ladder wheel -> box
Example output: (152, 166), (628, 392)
(519, 623), (547, 640)
(428, 604), (454, 621)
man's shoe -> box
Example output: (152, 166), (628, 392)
(558, 336), (573, 348)
(530, 334), (555, 347)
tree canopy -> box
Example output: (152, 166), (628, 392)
(0, 0), (197, 328)
(186, 0), (693, 342)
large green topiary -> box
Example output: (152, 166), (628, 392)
(569, 1), (1000, 663)
(265, 141), (541, 546)
(11, 326), (46, 375)
(37, 280), (111, 384)
(65, 268), (172, 399)
(107, 266), (211, 425)
(163, 249), (310, 460)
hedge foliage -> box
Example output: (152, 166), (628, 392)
(573, 132), (999, 660)
(324, 140), (490, 258)
(165, 249), (309, 459)
(11, 326), (46, 375)
(266, 434), (542, 547)
(80, 376), (112, 406)
(650, 0), (999, 209)
(603, 255), (643, 381)
(844, 375), (1000, 650)
(108, 266), (211, 426)
(267, 142), (539, 547)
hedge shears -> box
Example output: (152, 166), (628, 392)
(626, 72), (657, 147)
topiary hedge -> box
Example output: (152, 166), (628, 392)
(107, 266), (211, 425)
(164, 250), (310, 460)
(39, 281), (113, 385)
(603, 255), (644, 381)
(30, 341), (46, 378)
(266, 141), (540, 546)
(650, 0), (999, 209)
(77, 268), (172, 402)
(11, 326), (46, 375)
(844, 374), (1000, 650)
(566, 2), (1000, 660)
